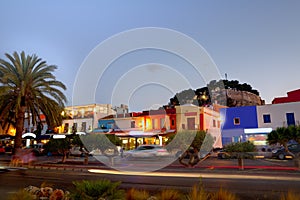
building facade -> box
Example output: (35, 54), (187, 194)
(59, 104), (118, 134)
(176, 104), (222, 148)
(272, 89), (300, 104)
(220, 101), (300, 147)
(256, 102), (300, 128)
(97, 104), (222, 149)
(97, 108), (177, 149)
(220, 106), (259, 145)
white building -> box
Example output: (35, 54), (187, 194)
(61, 104), (120, 133)
(257, 101), (300, 129)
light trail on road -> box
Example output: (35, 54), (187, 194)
(88, 168), (300, 182)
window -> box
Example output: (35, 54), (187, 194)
(81, 122), (86, 131)
(213, 119), (216, 127)
(72, 123), (77, 133)
(64, 123), (69, 133)
(152, 119), (155, 129)
(160, 118), (165, 129)
(171, 119), (175, 126)
(187, 118), (195, 130)
(131, 121), (136, 128)
(263, 114), (271, 123)
(286, 113), (295, 126)
(233, 117), (240, 125)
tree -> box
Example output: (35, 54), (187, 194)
(0, 51), (67, 151)
(44, 137), (71, 163)
(80, 134), (121, 156)
(80, 133), (122, 166)
(223, 141), (256, 170)
(267, 126), (300, 162)
(69, 134), (89, 165)
(166, 130), (214, 167)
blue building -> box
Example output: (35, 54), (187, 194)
(220, 106), (258, 146)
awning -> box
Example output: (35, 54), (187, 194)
(37, 134), (52, 140)
(0, 134), (15, 141)
(22, 133), (36, 139)
(128, 131), (160, 138)
(244, 128), (272, 134)
(158, 129), (176, 136)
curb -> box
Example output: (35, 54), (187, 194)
(13, 162), (299, 174)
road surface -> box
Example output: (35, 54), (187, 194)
(1, 165), (300, 200)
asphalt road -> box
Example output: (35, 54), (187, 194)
(1, 167), (300, 200)
(1, 154), (300, 200)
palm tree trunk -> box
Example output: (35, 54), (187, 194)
(14, 106), (26, 151)
(293, 153), (300, 169)
(84, 153), (89, 165)
(62, 151), (67, 163)
(238, 158), (244, 170)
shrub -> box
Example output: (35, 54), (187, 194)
(210, 187), (239, 200)
(126, 188), (150, 200)
(71, 179), (125, 200)
(281, 190), (300, 200)
(186, 184), (209, 200)
(156, 189), (183, 200)
(7, 189), (35, 200)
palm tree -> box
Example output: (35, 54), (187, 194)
(267, 126), (300, 168)
(267, 127), (293, 153)
(0, 51), (66, 151)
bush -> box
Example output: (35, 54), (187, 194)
(7, 189), (35, 200)
(224, 141), (256, 159)
(71, 179), (125, 200)
(186, 184), (209, 200)
(281, 190), (300, 200)
(210, 187), (239, 200)
(126, 188), (150, 200)
(157, 189), (183, 200)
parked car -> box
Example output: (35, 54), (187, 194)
(0, 146), (5, 154)
(175, 147), (211, 159)
(124, 145), (170, 158)
(29, 143), (45, 156)
(272, 143), (300, 160)
(217, 149), (232, 159)
(69, 146), (88, 157)
(217, 149), (254, 159)
(89, 148), (102, 156)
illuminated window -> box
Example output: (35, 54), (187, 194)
(64, 123), (69, 133)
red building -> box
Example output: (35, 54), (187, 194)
(272, 89), (300, 104)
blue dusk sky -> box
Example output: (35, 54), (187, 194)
(0, 1), (299, 111)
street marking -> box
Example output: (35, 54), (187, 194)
(88, 169), (300, 181)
